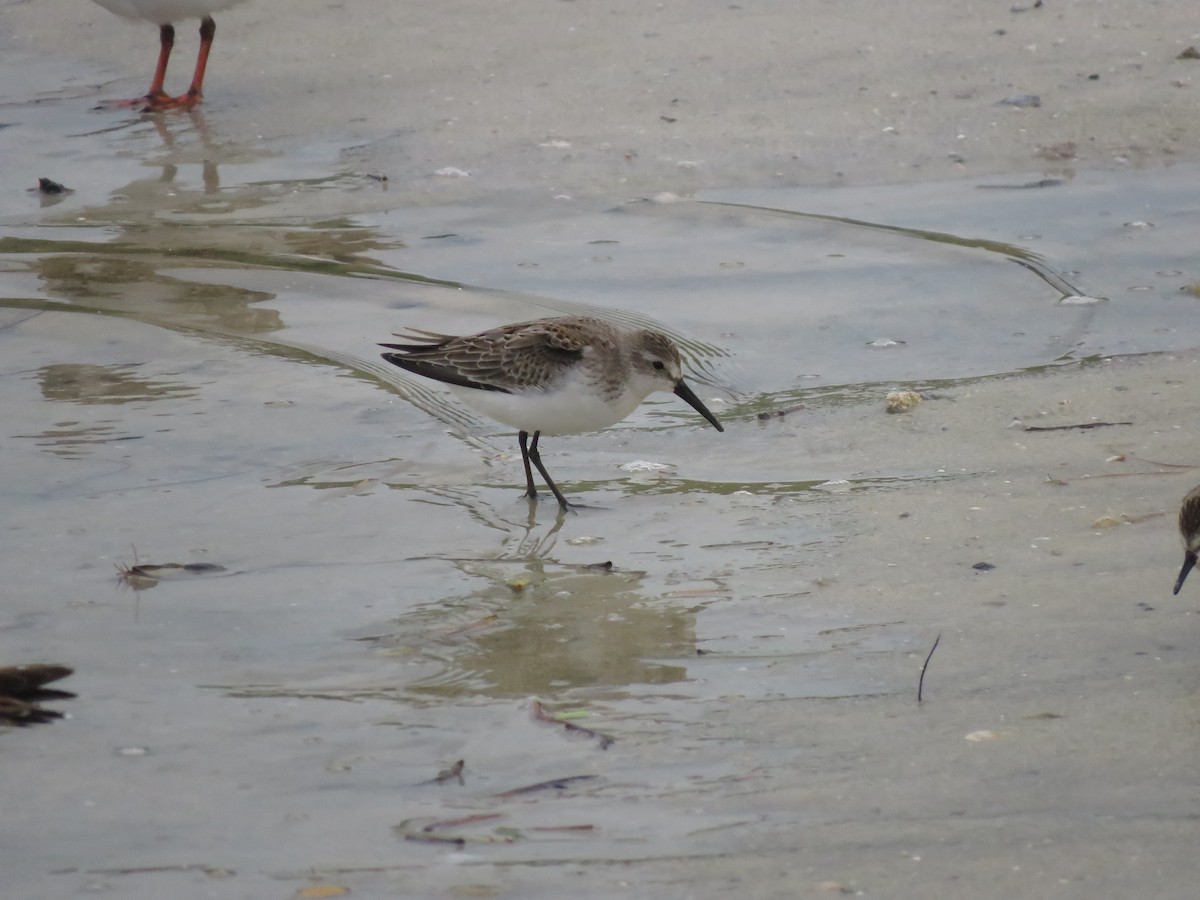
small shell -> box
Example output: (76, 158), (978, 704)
(964, 729), (1006, 742)
(620, 460), (673, 473)
(885, 390), (923, 414)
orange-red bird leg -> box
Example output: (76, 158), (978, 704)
(141, 16), (215, 111)
(177, 15), (216, 108)
(144, 23), (176, 103)
(102, 17), (218, 112)
(99, 22), (173, 110)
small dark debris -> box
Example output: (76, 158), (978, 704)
(1024, 421), (1132, 432)
(432, 759), (465, 785)
(0, 664), (74, 727)
(116, 560), (227, 590)
(151, 563), (220, 576)
(395, 812), (506, 845)
(493, 775), (598, 798)
(1033, 141), (1078, 160)
(977, 178), (1063, 190)
(1088, 73), (1100, 80)
(757, 404), (806, 420)
(1177, 46), (1200, 60)
(530, 700), (614, 749)
(917, 632), (941, 704)
(660, 115), (677, 123)
(402, 831), (466, 846)
(366, 173), (388, 182)
(122, 562), (226, 578)
(37, 177), (69, 195)
(996, 93), (1041, 108)
(972, 562), (996, 571)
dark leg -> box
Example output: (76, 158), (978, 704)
(518, 431), (539, 501)
(525, 432), (572, 510)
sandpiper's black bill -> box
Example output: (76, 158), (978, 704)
(1174, 550), (1197, 595)
(674, 380), (724, 432)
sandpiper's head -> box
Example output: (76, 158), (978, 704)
(632, 330), (724, 432)
(632, 330), (685, 387)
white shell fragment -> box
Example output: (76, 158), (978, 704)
(964, 729), (1006, 742)
(620, 460), (674, 473)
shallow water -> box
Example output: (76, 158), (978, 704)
(3, 43), (1200, 900)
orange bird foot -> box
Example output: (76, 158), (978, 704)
(97, 16), (216, 113)
(96, 90), (202, 113)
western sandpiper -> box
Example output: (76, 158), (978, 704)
(93, 0), (248, 111)
(1173, 484), (1200, 595)
(380, 316), (724, 509)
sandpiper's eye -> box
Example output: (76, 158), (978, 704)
(652, 360), (666, 371)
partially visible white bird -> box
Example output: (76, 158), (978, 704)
(92, 0), (247, 111)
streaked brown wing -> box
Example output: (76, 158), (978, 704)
(380, 318), (595, 393)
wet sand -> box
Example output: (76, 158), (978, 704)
(7, 0), (1200, 198)
(2, 1), (1200, 898)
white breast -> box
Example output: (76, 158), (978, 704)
(92, 0), (247, 23)
(449, 373), (655, 437)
